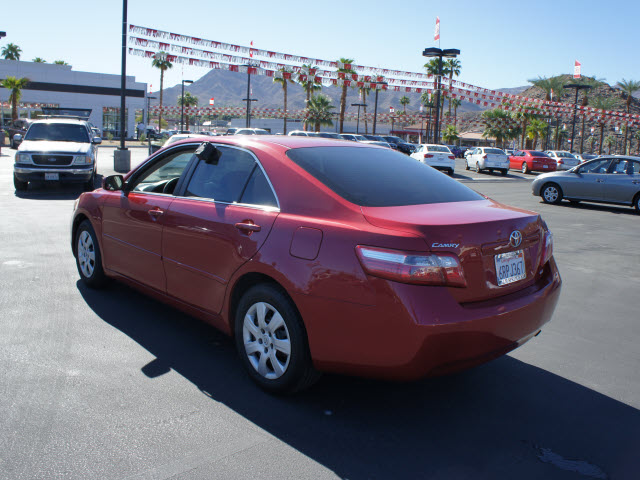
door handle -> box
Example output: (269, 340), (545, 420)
(633, 180), (640, 184)
(148, 208), (164, 218)
(596, 179), (604, 183)
(235, 222), (261, 234)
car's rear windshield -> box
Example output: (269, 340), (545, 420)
(485, 148), (505, 154)
(25, 123), (90, 143)
(426, 145), (450, 153)
(529, 151), (549, 157)
(286, 146), (482, 207)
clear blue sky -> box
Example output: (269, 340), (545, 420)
(3, 0), (639, 91)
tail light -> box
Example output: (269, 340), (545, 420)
(557, 159), (564, 164)
(424, 154), (434, 158)
(355, 246), (466, 287)
(448, 155), (455, 159)
(482, 154), (488, 159)
(540, 227), (553, 266)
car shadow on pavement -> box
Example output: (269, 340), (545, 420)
(14, 174), (103, 200)
(77, 280), (640, 479)
(544, 200), (638, 216)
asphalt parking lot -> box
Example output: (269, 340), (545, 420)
(1, 146), (639, 480)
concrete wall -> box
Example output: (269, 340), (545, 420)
(0, 60), (146, 136)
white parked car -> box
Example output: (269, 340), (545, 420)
(545, 150), (581, 170)
(410, 144), (456, 175)
(465, 147), (509, 175)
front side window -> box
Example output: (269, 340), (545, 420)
(185, 146), (257, 203)
(131, 148), (196, 193)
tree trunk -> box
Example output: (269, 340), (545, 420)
(11, 93), (18, 122)
(448, 72), (453, 117)
(339, 84), (347, 133)
(362, 90), (368, 134)
(521, 120), (528, 149)
(158, 70), (164, 134)
(599, 124), (604, 155)
(304, 85), (311, 131)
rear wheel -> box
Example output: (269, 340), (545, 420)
(500, 169), (508, 176)
(465, 160), (470, 170)
(13, 174), (28, 191)
(235, 284), (319, 394)
(448, 169), (454, 176)
(475, 162), (482, 173)
(522, 162), (530, 174)
(541, 183), (563, 205)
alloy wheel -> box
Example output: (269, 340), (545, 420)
(543, 185), (559, 203)
(77, 230), (96, 278)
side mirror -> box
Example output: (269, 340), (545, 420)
(92, 137), (102, 144)
(13, 134), (23, 145)
(103, 174), (124, 191)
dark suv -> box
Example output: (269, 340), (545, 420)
(382, 136), (415, 155)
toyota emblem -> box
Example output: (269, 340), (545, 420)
(509, 231), (523, 248)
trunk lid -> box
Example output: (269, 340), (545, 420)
(362, 199), (544, 303)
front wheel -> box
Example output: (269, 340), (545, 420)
(84, 171), (96, 192)
(235, 284), (319, 394)
(75, 220), (107, 288)
(633, 193), (640, 213)
(541, 183), (563, 205)
(500, 169), (508, 176)
(13, 174), (28, 191)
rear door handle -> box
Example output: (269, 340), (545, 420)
(596, 179), (605, 183)
(148, 208), (164, 219)
(235, 222), (261, 234)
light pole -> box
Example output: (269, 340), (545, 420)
(351, 103), (367, 134)
(180, 80), (193, 132)
(146, 95), (156, 134)
(114, 0), (130, 172)
(242, 64), (258, 127)
(562, 84), (592, 153)
(422, 47), (460, 145)
(372, 81), (387, 135)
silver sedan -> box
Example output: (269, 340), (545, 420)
(532, 155), (640, 212)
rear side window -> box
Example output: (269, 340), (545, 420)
(484, 148), (505, 154)
(286, 146), (482, 207)
(240, 167), (278, 207)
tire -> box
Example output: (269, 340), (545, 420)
(500, 169), (508, 176)
(83, 171), (96, 192)
(522, 162), (530, 174)
(475, 162), (482, 174)
(448, 169), (454, 176)
(13, 174), (28, 191)
(541, 183), (563, 205)
(633, 193), (640, 213)
(235, 284), (319, 394)
(75, 220), (107, 288)
(465, 160), (470, 170)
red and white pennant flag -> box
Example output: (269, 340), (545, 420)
(434, 17), (440, 41)
(574, 60), (581, 79)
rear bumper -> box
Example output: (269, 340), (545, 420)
(296, 259), (561, 380)
(14, 165), (94, 183)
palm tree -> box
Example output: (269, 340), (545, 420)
(570, 76), (604, 153)
(273, 67), (295, 135)
(152, 52), (173, 134)
(298, 64), (322, 130)
(634, 130), (640, 155)
(53, 60), (69, 65)
(177, 92), (198, 130)
(444, 59), (461, 116)
(526, 118), (548, 150)
(450, 98), (462, 128)
(442, 125), (459, 144)
(0, 76), (30, 121)
(604, 135), (615, 154)
(337, 58), (355, 133)
(511, 108), (539, 149)
(527, 75), (568, 102)
(399, 96), (410, 114)
(359, 86), (371, 133)
(1, 43), (21, 60)
(616, 79), (640, 154)
(32, 57), (46, 63)
(482, 108), (520, 148)
(306, 94), (335, 132)
(591, 96), (617, 154)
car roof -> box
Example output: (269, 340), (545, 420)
(29, 118), (89, 125)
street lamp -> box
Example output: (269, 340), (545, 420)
(242, 63), (258, 127)
(180, 79), (193, 132)
(562, 83), (592, 153)
(114, 0), (130, 173)
(0, 32), (6, 39)
(351, 102), (367, 134)
(372, 81), (387, 135)
(422, 47), (460, 144)
(146, 95), (156, 131)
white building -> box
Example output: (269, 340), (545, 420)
(0, 59), (147, 136)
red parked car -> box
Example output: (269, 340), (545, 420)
(509, 150), (557, 174)
(71, 137), (561, 393)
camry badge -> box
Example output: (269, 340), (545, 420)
(509, 231), (523, 248)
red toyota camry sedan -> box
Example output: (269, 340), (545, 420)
(71, 136), (561, 393)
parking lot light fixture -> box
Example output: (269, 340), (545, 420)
(562, 84), (592, 153)
(351, 103), (367, 134)
(180, 80), (193, 132)
(422, 47), (460, 144)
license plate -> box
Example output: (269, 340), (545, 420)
(495, 250), (526, 286)
(543, 165), (548, 168)
(44, 173), (59, 181)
